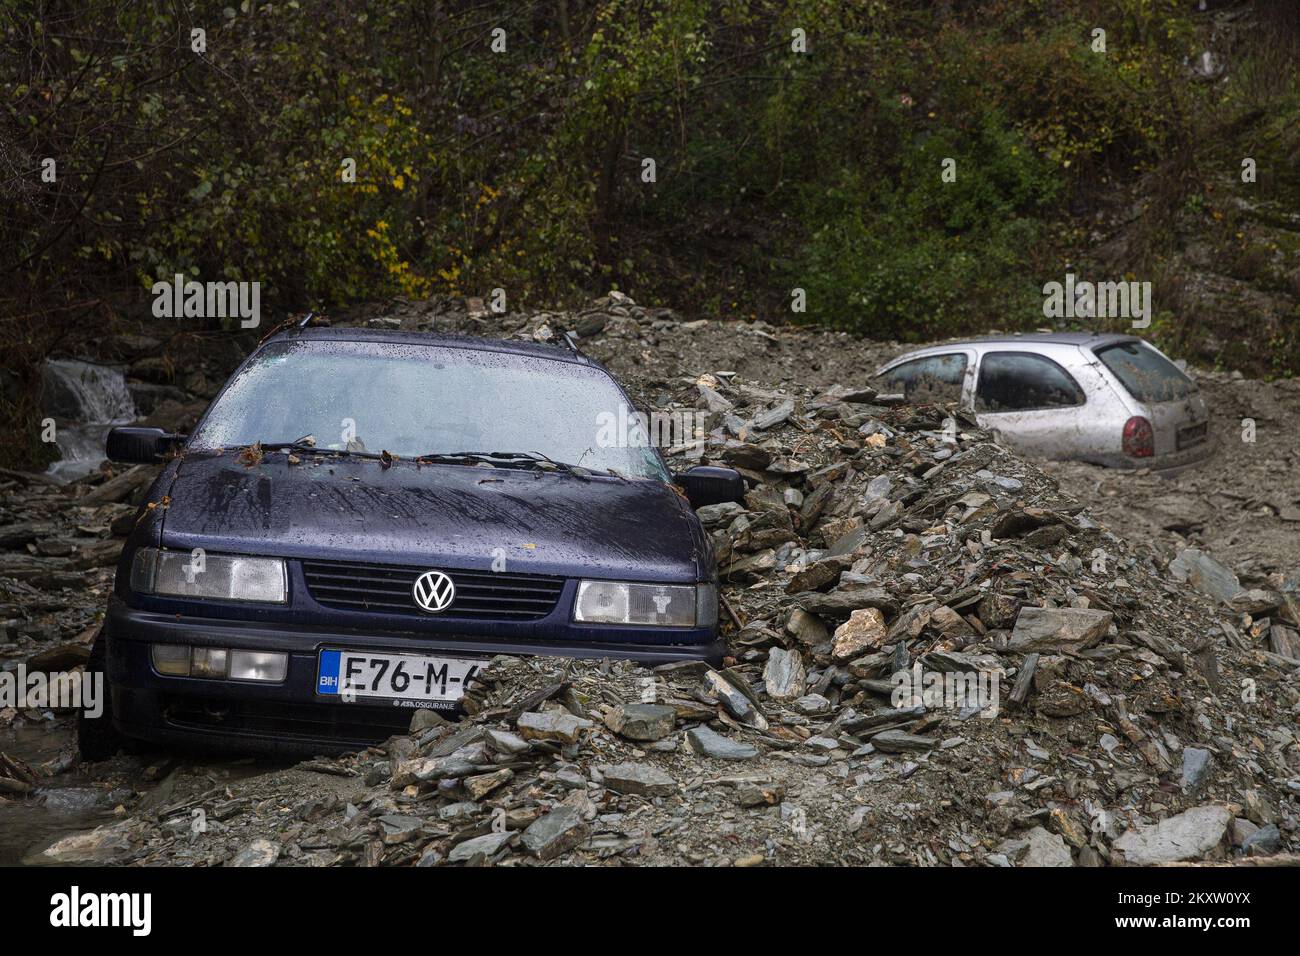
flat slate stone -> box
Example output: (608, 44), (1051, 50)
(605, 703), (676, 741)
(1007, 606), (1113, 654)
(448, 831), (515, 863)
(516, 710), (593, 743)
(687, 725), (759, 761)
(521, 805), (590, 861)
(869, 729), (936, 753)
(601, 762), (677, 797)
(1113, 804), (1232, 864)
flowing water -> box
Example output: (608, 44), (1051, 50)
(0, 720), (121, 866)
(41, 359), (138, 482)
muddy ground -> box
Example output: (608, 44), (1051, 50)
(1, 295), (1297, 866)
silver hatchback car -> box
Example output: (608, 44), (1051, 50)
(873, 333), (1213, 471)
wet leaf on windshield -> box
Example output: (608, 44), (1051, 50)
(238, 442), (264, 467)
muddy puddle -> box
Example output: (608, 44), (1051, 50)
(1, 717), (288, 865)
(0, 719), (115, 865)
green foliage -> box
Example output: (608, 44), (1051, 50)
(2, 0), (1298, 423)
(790, 139), (1054, 341)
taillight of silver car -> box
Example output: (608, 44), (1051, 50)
(1122, 416), (1154, 458)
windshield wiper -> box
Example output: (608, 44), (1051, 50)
(414, 450), (602, 477)
(254, 437), (385, 460)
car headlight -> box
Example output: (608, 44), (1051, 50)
(573, 580), (711, 627)
(130, 548), (287, 604)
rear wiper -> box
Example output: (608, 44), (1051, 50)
(414, 450), (601, 477)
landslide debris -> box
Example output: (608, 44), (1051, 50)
(6, 294), (1299, 866)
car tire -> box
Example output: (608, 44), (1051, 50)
(76, 629), (132, 761)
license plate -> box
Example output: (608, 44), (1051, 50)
(317, 649), (484, 706)
(1177, 421), (1207, 449)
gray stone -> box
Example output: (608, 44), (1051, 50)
(605, 703), (676, 741)
(1008, 606), (1113, 654)
(516, 710), (593, 743)
(1229, 817), (1259, 848)
(696, 501), (744, 525)
(409, 709), (448, 733)
(1169, 548), (1242, 604)
(763, 647), (807, 700)
(463, 768), (513, 801)
(920, 650), (1004, 675)
(1229, 588), (1282, 615)
(1113, 804), (1232, 864)
(378, 814), (425, 843)
(553, 768), (587, 790)
(483, 728), (530, 755)
(448, 831), (515, 863)
(805, 736), (841, 752)
(824, 524), (869, 558)
(602, 762), (677, 797)
(392, 755), (480, 786)
(785, 555), (850, 593)
(1242, 824), (1281, 856)
(988, 474), (1023, 492)
(1243, 789), (1276, 826)
(726, 549), (778, 580)
(1076, 845), (1104, 867)
(521, 805), (589, 861)
(868, 500), (903, 530)
(704, 669), (768, 730)
(791, 693), (831, 715)
(438, 802), (480, 823)
(870, 730), (936, 753)
(1181, 747), (1213, 793)
(687, 725), (759, 761)
(229, 838), (281, 868)
(786, 608), (830, 646)
(752, 398), (795, 431)
(697, 383), (734, 413)
(801, 587), (894, 621)
(1020, 826), (1074, 867)
(862, 474), (892, 506)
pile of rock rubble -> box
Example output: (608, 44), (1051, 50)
(9, 293), (1300, 866)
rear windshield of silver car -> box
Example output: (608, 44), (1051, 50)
(1093, 341), (1193, 403)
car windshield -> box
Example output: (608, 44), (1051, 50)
(190, 339), (669, 479)
(1093, 341), (1193, 403)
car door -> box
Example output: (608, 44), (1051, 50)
(973, 350), (1090, 460)
(876, 350), (975, 405)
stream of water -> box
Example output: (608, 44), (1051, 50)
(41, 359), (138, 482)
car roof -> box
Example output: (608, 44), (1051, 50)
(877, 331), (1144, 370)
(264, 325), (601, 367)
(944, 331), (1139, 348)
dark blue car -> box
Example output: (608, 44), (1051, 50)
(81, 326), (744, 757)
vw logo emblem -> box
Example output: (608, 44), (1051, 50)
(412, 570), (455, 613)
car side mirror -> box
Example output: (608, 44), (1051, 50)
(674, 465), (745, 509)
(106, 427), (184, 464)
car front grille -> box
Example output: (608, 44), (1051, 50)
(301, 559), (565, 620)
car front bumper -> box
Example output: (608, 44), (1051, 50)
(102, 596), (724, 755)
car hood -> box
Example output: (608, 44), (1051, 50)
(157, 451), (709, 581)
